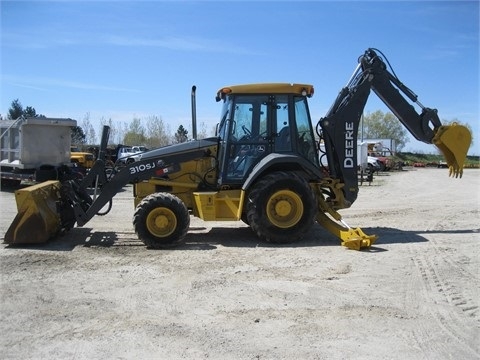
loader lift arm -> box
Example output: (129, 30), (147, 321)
(65, 127), (211, 226)
(318, 48), (471, 208)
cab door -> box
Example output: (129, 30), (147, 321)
(221, 95), (271, 184)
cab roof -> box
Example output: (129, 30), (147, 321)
(216, 83), (314, 101)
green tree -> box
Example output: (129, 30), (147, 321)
(360, 110), (408, 151)
(174, 125), (188, 143)
(24, 106), (37, 117)
(71, 126), (86, 145)
(7, 99), (44, 119)
(145, 115), (170, 148)
(123, 117), (146, 145)
(8, 99), (26, 119)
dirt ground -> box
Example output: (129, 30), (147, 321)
(0, 167), (479, 359)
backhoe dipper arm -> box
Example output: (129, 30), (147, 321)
(318, 48), (464, 208)
(360, 48), (442, 143)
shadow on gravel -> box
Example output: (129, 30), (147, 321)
(188, 225), (433, 252)
(364, 226), (428, 252)
(3, 228), (122, 251)
(364, 226), (479, 252)
(4, 224), (476, 252)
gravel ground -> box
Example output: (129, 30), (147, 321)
(1, 167), (479, 359)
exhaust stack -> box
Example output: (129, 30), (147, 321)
(191, 85), (197, 140)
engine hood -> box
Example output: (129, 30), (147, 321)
(139, 137), (219, 160)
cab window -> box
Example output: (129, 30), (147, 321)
(294, 96), (317, 164)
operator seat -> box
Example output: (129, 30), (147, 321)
(276, 126), (291, 152)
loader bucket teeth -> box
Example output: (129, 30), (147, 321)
(432, 123), (472, 178)
(4, 181), (63, 245)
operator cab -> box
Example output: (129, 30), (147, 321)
(215, 83), (319, 186)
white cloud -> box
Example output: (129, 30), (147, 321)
(102, 34), (260, 55)
(3, 75), (139, 93)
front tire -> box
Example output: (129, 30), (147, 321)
(133, 193), (190, 248)
(246, 171), (316, 244)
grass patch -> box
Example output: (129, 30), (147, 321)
(393, 152), (479, 168)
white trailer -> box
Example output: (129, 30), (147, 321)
(0, 117), (77, 186)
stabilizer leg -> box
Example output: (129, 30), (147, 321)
(316, 211), (378, 250)
(315, 192), (377, 250)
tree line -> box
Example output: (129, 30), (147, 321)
(1, 99), (210, 148)
(2, 98), (473, 152)
(80, 113), (209, 148)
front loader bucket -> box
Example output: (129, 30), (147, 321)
(4, 180), (63, 245)
(432, 123), (471, 178)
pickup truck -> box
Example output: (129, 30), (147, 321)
(116, 145), (148, 164)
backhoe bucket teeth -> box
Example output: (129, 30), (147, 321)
(432, 123), (471, 178)
(4, 181), (63, 245)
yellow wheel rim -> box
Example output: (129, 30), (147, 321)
(266, 190), (303, 228)
(146, 207), (177, 237)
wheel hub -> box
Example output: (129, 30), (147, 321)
(275, 199), (292, 217)
(267, 190), (303, 228)
(155, 215), (169, 228)
(146, 208), (177, 237)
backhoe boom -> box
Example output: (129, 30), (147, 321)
(318, 48), (471, 207)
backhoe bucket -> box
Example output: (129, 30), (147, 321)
(432, 123), (471, 178)
(4, 180), (63, 245)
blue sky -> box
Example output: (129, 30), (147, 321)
(1, 1), (479, 155)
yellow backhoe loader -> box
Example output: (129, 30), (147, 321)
(4, 48), (471, 250)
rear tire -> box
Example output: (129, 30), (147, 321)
(133, 192), (190, 248)
(246, 171), (316, 244)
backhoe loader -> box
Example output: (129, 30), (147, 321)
(4, 48), (472, 250)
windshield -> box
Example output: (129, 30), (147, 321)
(217, 97), (232, 141)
